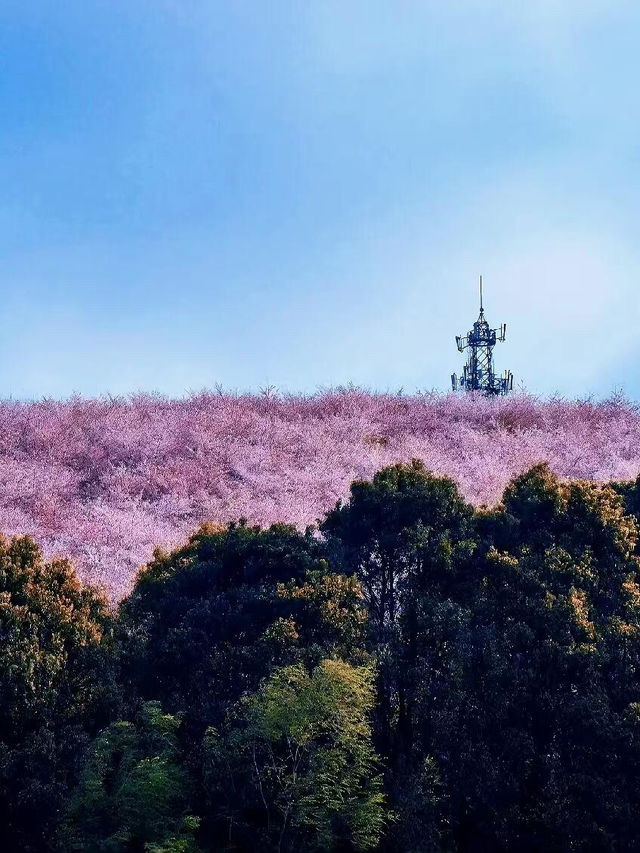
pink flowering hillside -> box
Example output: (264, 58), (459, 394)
(1, 389), (639, 599)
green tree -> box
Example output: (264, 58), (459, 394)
(321, 461), (474, 793)
(118, 521), (326, 732)
(0, 534), (115, 851)
(422, 464), (640, 852)
(466, 466), (640, 850)
(613, 471), (640, 541)
(118, 519), (371, 850)
(205, 659), (387, 852)
(270, 569), (369, 666)
(59, 701), (200, 852)
(323, 461), (640, 851)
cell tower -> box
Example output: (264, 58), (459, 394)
(451, 276), (513, 395)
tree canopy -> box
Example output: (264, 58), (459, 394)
(4, 461), (640, 851)
(205, 659), (385, 852)
(0, 535), (114, 851)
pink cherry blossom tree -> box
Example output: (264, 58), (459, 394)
(0, 389), (637, 599)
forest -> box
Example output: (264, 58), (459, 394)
(3, 458), (640, 852)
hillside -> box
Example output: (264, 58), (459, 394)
(0, 389), (638, 599)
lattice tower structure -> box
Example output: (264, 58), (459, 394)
(451, 276), (513, 396)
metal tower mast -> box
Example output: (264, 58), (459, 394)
(451, 276), (513, 395)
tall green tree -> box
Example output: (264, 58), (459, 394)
(205, 659), (387, 852)
(321, 461), (475, 773)
(443, 463), (640, 852)
(118, 519), (371, 850)
(118, 521), (326, 732)
(323, 461), (640, 852)
(0, 535), (115, 851)
(59, 701), (200, 853)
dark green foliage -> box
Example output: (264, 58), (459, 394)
(4, 463), (640, 852)
(449, 464), (640, 852)
(117, 521), (335, 733)
(613, 472), (640, 536)
(0, 535), (115, 851)
(322, 460), (476, 769)
(325, 461), (640, 852)
(116, 519), (373, 850)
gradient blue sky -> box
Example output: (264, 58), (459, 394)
(1, 1), (639, 399)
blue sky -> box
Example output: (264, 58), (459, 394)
(1, 1), (639, 399)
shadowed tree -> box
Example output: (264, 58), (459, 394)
(432, 465), (640, 852)
(118, 521), (326, 732)
(322, 460), (475, 766)
(118, 519), (372, 850)
(0, 535), (116, 852)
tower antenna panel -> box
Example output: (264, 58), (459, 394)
(451, 276), (513, 396)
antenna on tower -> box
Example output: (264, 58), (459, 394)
(451, 277), (513, 396)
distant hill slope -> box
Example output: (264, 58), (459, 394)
(0, 390), (638, 599)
